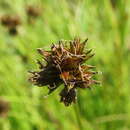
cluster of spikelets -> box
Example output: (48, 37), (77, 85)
(1, 15), (21, 35)
(0, 5), (41, 35)
(26, 5), (41, 24)
(29, 38), (99, 106)
(0, 98), (10, 118)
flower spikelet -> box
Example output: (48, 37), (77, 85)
(26, 5), (41, 24)
(1, 15), (21, 35)
(29, 38), (99, 106)
(0, 98), (10, 117)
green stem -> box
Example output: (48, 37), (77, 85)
(74, 101), (83, 130)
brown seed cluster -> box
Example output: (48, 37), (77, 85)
(29, 38), (99, 106)
(26, 5), (41, 24)
(0, 98), (10, 117)
(1, 15), (21, 35)
(0, 5), (41, 35)
(26, 6), (41, 18)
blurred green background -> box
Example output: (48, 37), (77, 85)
(0, 0), (130, 130)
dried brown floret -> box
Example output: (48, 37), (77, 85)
(26, 5), (41, 24)
(26, 6), (41, 17)
(60, 87), (77, 106)
(0, 15), (21, 35)
(29, 38), (99, 106)
(0, 98), (10, 117)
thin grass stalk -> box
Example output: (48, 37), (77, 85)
(74, 100), (83, 130)
(115, 0), (126, 90)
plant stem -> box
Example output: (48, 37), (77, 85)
(74, 101), (83, 130)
